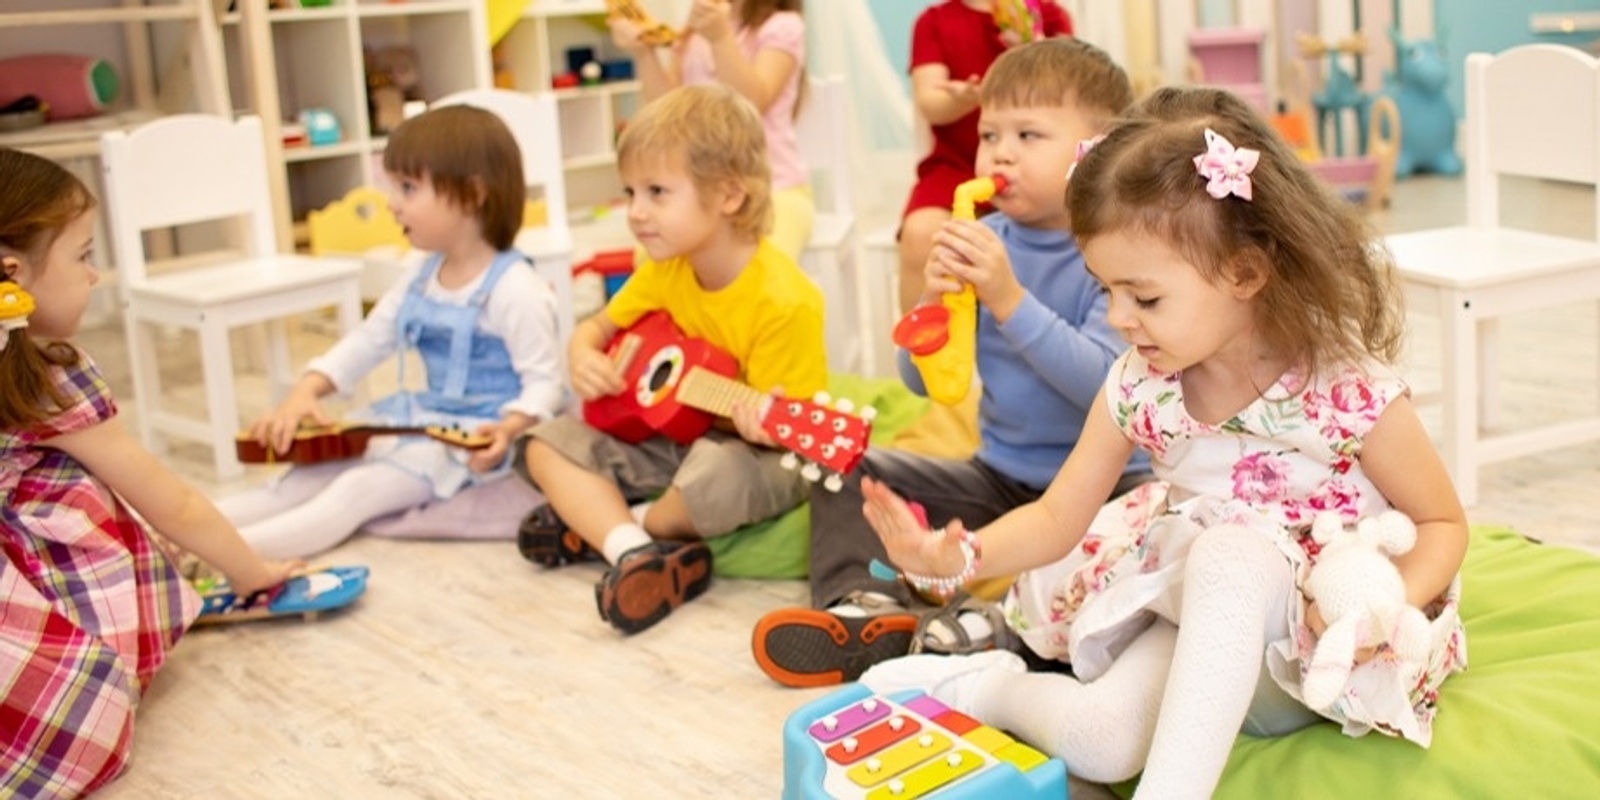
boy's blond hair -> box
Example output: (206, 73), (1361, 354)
(981, 37), (1134, 125)
(617, 84), (773, 241)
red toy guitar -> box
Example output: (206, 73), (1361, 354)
(583, 311), (873, 478)
(235, 424), (491, 465)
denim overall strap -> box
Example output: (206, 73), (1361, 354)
(437, 250), (520, 399)
(390, 253), (446, 400)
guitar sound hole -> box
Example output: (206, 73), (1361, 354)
(648, 360), (674, 392)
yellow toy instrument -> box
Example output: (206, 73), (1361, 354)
(892, 175), (1006, 405)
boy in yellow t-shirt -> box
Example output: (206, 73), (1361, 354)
(514, 83), (828, 635)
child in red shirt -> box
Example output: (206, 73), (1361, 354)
(896, 0), (1073, 312)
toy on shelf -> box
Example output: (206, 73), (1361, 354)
(892, 175), (1006, 406)
(1378, 27), (1461, 178)
(782, 683), (1069, 799)
(1186, 27), (1267, 112)
(364, 45), (422, 136)
(992, 0), (1044, 47)
(0, 54), (120, 122)
(1295, 32), (1373, 159)
(299, 107), (341, 146)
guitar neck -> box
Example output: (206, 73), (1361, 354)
(676, 367), (766, 419)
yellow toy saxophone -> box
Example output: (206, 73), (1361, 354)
(893, 175), (1006, 405)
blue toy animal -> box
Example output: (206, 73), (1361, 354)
(1380, 28), (1462, 178)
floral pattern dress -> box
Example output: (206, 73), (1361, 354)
(1003, 349), (1467, 746)
(1, 354), (201, 797)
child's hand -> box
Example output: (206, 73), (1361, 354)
(247, 388), (330, 457)
(225, 557), (306, 599)
(607, 14), (649, 53)
(686, 0), (734, 43)
(467, 421), (514, 473)
(931, 218), (1025, 318)
(730, 387), (779, 448)
(569, 346), (626, 400)
(1304, 601), (1380, 664)
(861, 477), (968, 579)
(939, 76), (981, 110)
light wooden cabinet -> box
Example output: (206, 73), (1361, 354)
(219, 0), (491, 229)
(494, 0), (679, 215)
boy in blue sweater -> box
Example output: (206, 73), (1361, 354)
(753, 38), (1151, 687)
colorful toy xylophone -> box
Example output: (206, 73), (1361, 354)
(782, 683), (1068, 799)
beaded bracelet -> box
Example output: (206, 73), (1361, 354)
(899, 527), (983, 599)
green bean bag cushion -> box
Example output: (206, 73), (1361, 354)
(707, 374), (929, 579)
(1112, 525), (1600, 798)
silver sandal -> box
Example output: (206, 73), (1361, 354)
(908, 591), (1012, 655)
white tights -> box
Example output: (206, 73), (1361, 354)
(216, 461), (434, 560)
(969, 524), (1306, 796)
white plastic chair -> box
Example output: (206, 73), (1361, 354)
(1384, 44), (1600, 505)
(432, 88), (576, 349)
(796, 75), (865, 374)
(100, 114), (364, 478)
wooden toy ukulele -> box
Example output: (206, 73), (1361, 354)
(235, 424), (492, 465)
(583, 311), (873, 486)
(605, 0), (682, 47)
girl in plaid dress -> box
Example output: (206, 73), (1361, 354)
(855, 87), (1469, 799)
(1, 148), (300, 798)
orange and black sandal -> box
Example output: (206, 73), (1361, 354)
(594, 540), (714, 635)
(751, 607), (919, 688)
(516, 504), (601, 568)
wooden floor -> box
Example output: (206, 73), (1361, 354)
(86, 175), (1599, 799)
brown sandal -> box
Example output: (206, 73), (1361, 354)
(517, 504), (600, 568)
(594, 540), (714, 635)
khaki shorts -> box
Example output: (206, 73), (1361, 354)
(514, 414), (807, 538)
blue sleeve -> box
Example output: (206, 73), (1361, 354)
(995, 285), (1124, 410)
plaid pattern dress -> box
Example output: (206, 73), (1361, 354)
(2, 354), (201, 798)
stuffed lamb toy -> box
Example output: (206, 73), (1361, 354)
(1300, 509), (1431, 711)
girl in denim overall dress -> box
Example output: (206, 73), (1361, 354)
(223, 105), (565, 559)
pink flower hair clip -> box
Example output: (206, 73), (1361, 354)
(1193, 128), (1260, 201)
(1066, 134), (1106, 182)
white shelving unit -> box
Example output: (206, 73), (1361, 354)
(219, 0), (491, 232)
(0, 0), (231, 160)
(495, 0), (678, 215)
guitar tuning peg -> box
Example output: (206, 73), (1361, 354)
(780, 452), (799, 471)
(813, 390), (832, 406)
(801, 462), (822, 482)
(823, 473), (844, 493)
(860, 406), (878, 421)
(835, 398), (856, 414)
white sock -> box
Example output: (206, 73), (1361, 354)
(601, 523), (653, 564)
(828, 591), (900, 618)
(629, 501), (653, 527)
(923, 611), (995, 649)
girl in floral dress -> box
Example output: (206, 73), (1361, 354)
(0, 148), (299, 797)
(856, 86), (1469, 799)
